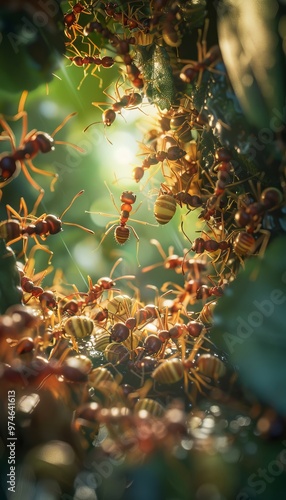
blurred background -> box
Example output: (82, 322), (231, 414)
(0, 37), (199, 303)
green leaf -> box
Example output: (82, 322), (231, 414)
(212, 236), (286, 414)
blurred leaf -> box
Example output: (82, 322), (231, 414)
(0, 0), (65, 93)
(212, 236), (286, 414)
(217, 0), (286, 128)
(0, 240), (22, 313)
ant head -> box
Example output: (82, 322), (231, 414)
(45, 215), (62, 234)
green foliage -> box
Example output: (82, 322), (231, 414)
(0, 240), (22, 313)
(212, 236), (286, 414)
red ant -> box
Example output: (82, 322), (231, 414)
(17, 246), (56, 309)
(85, 182), (157, 266)
(103, 2), (144, 31)
(83, 20), (144, 89)
(0, 190), (94, 262)
(142, 239), (207, 276)
(63, 2), (90, 41)
(67, 42), (114, 89)
(133, 139), (186, 183)
(57, 257), (135, 321)
(84, 81), (143, 142)
(0, 91), (84, 196)
(84, 257), (135, 306)
(179, 20), (223, 86)
(235, 186), (283, 233)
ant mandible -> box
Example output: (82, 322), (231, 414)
(0, 91), (84, 197)
(85, 182), (158, 266)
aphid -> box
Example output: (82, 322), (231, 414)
(199, 300), (217, 325)
(107, 294), (134, 319)
(196, 353), (226, 380)
(86, 182), (158, 265)
(154, 190), (177, 225)
(64, 315), (94, 340)
(233, 231), (256, 258)
(88, 366), (115, 387)
(0, 91), (84, 193)
(1, 190), (94, 262)
(152, 328), (210, 401)
(104, 342), (130, 364)
(92, 331), (111, 352)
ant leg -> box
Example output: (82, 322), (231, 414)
(128, 224), (140, 266)
(30, 189), (45, 215)
(51, 112), (78, 138)
(90, 66), (103, 88)
(25, 159), (59, 192)
(0, 118), (17, 151)
(94, 224), (116, 251)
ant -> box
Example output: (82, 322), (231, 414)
(152, 182), (201, 226)
(17, 246), (56, 309)
(83, 257), (135, 307)
(235, 186), (283, 233)
(63, 2), (91, 42)
(0, 190), (94, 263)
(179, 20), (223, 87)
(133, 137), (186, 184)
(83, 19), (144, 89)
(152, 326), (211, 403)
(85, 182), (158, 266)
(67, 42), (114, 89)
(103, 2), (144, 31)
(84, 80), (143, 141)
(142, 238), (207, 276)
(0, 91), (84, 196)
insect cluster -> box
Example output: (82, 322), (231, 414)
(0, 1), (286, 498)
